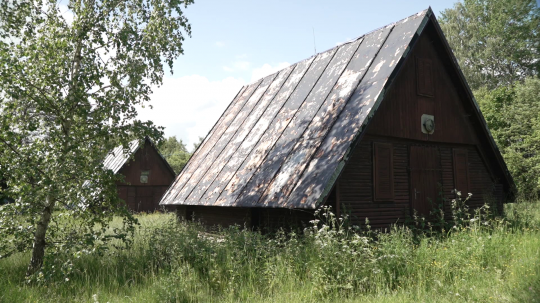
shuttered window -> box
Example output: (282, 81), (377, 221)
(373, 142), (394, 201)
(453, 149), (470, 195)
(416, 57), (434, 97)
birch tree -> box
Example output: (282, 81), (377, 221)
(0, 0), (192, 279)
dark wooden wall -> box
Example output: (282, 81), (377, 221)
(367, 26), (477, 145)
(117, 142), (175, 212)
(176, 205), (315, 231)
(335, 22), (507, 228)
(177, 205), (251, 228)
(338, 137), (498, 228)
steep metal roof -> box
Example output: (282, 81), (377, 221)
(103, 139), (140, 174)
(102, 137), (176, 176)
(160, 8), (480, 209)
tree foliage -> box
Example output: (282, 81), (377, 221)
(0, 0), (192, 279)
(476, 77), (540, 196)
(192, 136), (204, 152)
(158, 136), (191, 174)
(441, 0), (540, 196)
(440, 0), (540, 90)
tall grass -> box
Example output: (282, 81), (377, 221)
(1, 200), (539, 303)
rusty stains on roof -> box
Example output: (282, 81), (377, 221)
(161, 9), (431, 209)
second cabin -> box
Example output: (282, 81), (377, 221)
(104, 137), (176, 212)
(160, 8), (515, 229)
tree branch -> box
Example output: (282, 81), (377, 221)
(0, 137), (49, 180)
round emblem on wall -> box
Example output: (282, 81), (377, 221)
(140, 170), (150, 183)
(423, 118), (435, 133)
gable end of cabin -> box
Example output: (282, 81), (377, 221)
(328, 18), (512, 228)
(117, 139), (176, 212)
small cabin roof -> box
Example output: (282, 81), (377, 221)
(160, 8), (514, 209)
(103, 137), (175, 176)
(103, 139), (140, 174)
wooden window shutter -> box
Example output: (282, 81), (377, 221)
(373, 142), (394, 201)
(416, 57), (434, 97)
(452, 149), (470, 195)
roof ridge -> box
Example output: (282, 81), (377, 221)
(245, 8), (431, 87)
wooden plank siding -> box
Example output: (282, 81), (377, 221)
(116, 141), (175, 212)
(338, 139), (410, 228)
(366, 28), (478, 145)
(410, 145), (441, 216)
(338, 137), (499, 228)
(330, 23), (507, 228)
(373, 142), (395, 201)
(176, 205), (315, 231)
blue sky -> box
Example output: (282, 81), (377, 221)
(137, 0), (459, 149)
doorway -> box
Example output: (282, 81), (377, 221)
(409, 146), (442, 216)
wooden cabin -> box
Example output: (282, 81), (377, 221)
(104, 137), (176, 212)
(160, 8), (515, 229)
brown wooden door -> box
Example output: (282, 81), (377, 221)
(410, 146), (441, 216)
(136, 187), (154, 212)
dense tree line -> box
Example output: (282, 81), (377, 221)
(440, 0), (540, 197)
(158, 136), (203, 175)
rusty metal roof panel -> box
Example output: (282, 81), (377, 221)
(161, 9), (431, 208)
(208, 57), (316, 206)
(159, 85), (247, 203)
(186, 69), (290, 203)
(102, 139), (140, 174)
(162, 81), (261, 203)
(235, 40), (361, 207)
(266, 25), (394, 208)
(287, 9), (430, 208)
(197, 66), (296, 205)
(101, 137), (176, 176)
(216, 48), (337, 207)
(171, 76), (272, 204)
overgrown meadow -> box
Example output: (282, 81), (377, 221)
(1, 199), (539, 303)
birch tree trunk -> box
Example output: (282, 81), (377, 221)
(26, 196), (56, 276)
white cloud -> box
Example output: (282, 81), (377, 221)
(223, 60), (251, 72)
(138, 75), (245, 148)
(139, 62), (291, 148)
(251, 62), (290, 82)
(215, 41), (225, 48)
(234, 61), (251, 70)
